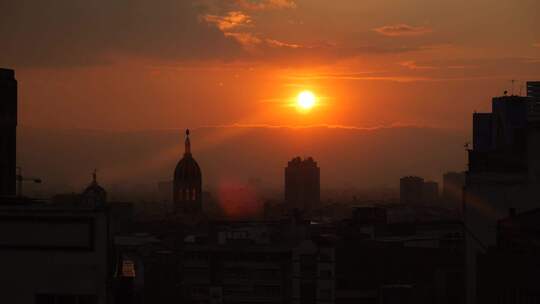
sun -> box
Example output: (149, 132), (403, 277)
(296, 90), (317, 111)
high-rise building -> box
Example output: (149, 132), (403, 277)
(285, 157), (320, 212)
(400, 176), (424, 204)
(472, 113), (492, 152)
(173, 129), (202, 213)
(0, 68), (17, 196)
(464, 91), (540, 304)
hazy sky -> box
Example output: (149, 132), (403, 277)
(1, 0), (539, 131)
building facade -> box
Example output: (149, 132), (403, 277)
(0, 68), (17, 196)
(0, 200), (111, 304)
(464, 91), (540, 303)
(181, 222), (299, 304)
(285, 157), (320, 212)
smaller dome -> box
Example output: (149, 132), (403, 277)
(82, 171), (107, 206)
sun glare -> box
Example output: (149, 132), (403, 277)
(296, 90), (317, 111)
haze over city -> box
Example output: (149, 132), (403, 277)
(1, 1), (540, 304)
(2, 0), (539, 191)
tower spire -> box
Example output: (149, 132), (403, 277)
(185, 129), (191, 155)
(92, 169), (97, 184)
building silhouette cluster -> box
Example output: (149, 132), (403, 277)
(463, 88), (540, 303)
(1, 67), (540, 304)
(400, 176), (439, 205)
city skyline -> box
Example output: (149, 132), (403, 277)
(1, 2), (540, 303)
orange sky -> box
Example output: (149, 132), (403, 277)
(2, 0), (540, 131)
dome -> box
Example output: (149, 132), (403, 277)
(81, 171), (107, 206)
(174, 129), (201, 182)
(174, 154), (201, 182)
(173, 129), (202, 213)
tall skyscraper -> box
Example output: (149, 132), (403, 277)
(472, 113), (492, 152)
(464, 91), (540, 304)
(285, 157), (320, 212)
(0, 68), (17, 196)
(173, 129), (202, 213)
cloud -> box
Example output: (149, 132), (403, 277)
(201, 122), (429, 131)
(224, 32), (262, 50)
(373, 24), (433, 37)
(201, 11), (252, 31)
(197, 0), (296, 12)
(0, 0), (440, 68)
(400, 60), (436, 70)
(234, 0), (296, 10)
(285, 71), (510, 83)
(0, 0), (243, 67)
(266, 39), (302, 49)
(200, 9), (304, 52)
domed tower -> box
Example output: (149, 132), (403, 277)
(173, 129), (202, 213)
(81, 170), (107, 207)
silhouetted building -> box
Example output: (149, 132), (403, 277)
(465, 94), (540, 244)
(173, 129), (202, 213)
(181, 222), (307, 304)
(285, 157), (320, 212)
(464, 91), (540, 303)
(473, 113), (492, 152)
(0, 68), (17, 196)
(423, 181), (439, 203)
(292, 239), (335, 304)
(0, 200), (111, 303)
(400, 176), (424, 204)
(335, 229), (465, 304)
(477, 208), (540, 304)
(527, 81), (540, 98)
(81, 171), (107, 207)
(442, 171), (465, 204)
